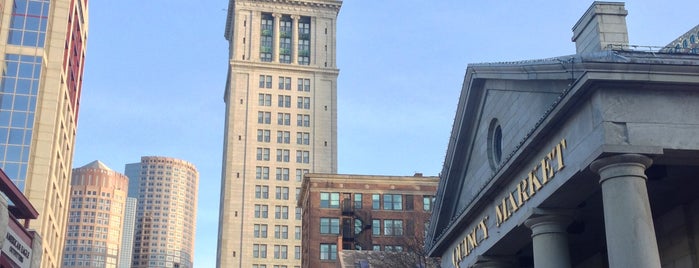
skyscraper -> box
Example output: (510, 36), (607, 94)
(130, 156), (199, 268)
(63, 161), (128, 268)
(0, 1), (88, 267)
(217, 1), (342, 267)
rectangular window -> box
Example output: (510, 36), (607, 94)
(259, 75), (272, 88)
(320, 218), (340, 234)
(274, 225), (288, 239)
(256, 166), (269, 180)
(372, 194), (380, 210)
(297, 17), (311, 65)
(405, 195), (414, 211)
(296, 97), (311, 109)
(354, 193), (362, 209)
(383, 220), (403, 236)
(295, 150), (310, 163)
(275, 168), (290, 181)
(372, 219), (381, 235)
(296, 169), (309, 182)
(295, 226), (301, 240)
(257, 129), (271, 142)
(297, 78), (311, 92)
(254, 224), (268, 238)
(296, 132), (310, 145)
(253, 244), (267, 258)
(276, 149), (290, 162)
(254, 205), (268, 218)
(275, 187), (289, 200)
(278, 95), (291, 108)
(383, 194), (403, 210)
(295, 246), (301, 260)
(255, 185), (269, 199)
(277, 131), (291, 144)
(258, 94), (272, 106)
(279, 76), (292, 90)
(296, 114), (310, 127)
(260, 14), (274, 62)
(424, 196), (435, 211)
(319, 244), (337, 260)
(275, 206), (289, 219)
(277, 113), (291, 126)
(256, 148), (270, 161)
(296, 207), (302, 220)
(258, 112), (271, 124)
(372, 245), (381, 251)
(320, 192), (340, 208)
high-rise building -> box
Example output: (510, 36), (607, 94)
(131, 156), (198, 268)
(217, 1), (342, 267)
(117, 197), (136, 268)
(0, 1), (88, 267)
(63, 161), (128, 268)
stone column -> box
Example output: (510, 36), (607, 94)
(471, 256), (515, 268)
(291, 15), (299, 64)
(272, 13), (281, 63)
(524, 214), (572, 268)
(590, 154), (660, 268)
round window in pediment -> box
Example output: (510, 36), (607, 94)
(487, 119), (503, 171)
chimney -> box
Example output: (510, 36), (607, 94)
(572, 2), (629, 54)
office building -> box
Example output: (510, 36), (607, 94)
(117, 197), (136, 268)
(0, 1), (88, 267)
(62, 161), (128, 267)
(298, 173), (438, 268)
(131, 156), (198, 268)
(426, 2), (699, 268)
(217, 0), (342, 267)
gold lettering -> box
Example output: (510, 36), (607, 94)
(528, 169), (542, 196)
(540, 157), (553, 184)
(479, 216), (489, 240)
(466, 228), (478, 249)
(508, 192), (519, 214)
(516, 178), (529, 206)
(495, 198), (508, 226)
(452, 249), (459, 268)
(556, 139), (566, 171)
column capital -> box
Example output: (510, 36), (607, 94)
(524, 215), (572, 237)
(471, 256), (516, 268)
(272, 13), (282, 18)
(590, 154), (652, 184)
(290, 14), (300, 20)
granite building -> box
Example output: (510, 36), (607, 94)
(0, 1), (88, 267)
(217, 1), (342, 267)
(298, 173), (438, 268)
(63, 161), (128, 268)
(426, 2), (699, 268)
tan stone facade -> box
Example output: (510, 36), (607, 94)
(217, 1), (341, 267)
(0, 1), (88, 267)
(63, 161), (128, 268)
(131, 156), (199, 268)
(298, 174), (439, 268)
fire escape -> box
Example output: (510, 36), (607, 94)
(341, 197), (372, 250)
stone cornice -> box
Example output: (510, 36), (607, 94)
(230, 60), (340, 76)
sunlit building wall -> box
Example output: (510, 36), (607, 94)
(63, 161), (128, 268)
(131, 156), (199, 268)
(118, 197), (136, 268)
(0, 0), (88, 267)
(217, 1), (342, 267)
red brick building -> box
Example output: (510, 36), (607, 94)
(0, 169), (41, 268)
(298, 173), (438, 268)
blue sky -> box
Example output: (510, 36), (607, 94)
(74, 1), (699, 267)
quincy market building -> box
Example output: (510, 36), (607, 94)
(426, 2), (699, 268)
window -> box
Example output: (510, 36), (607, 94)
(256, 166), (269, 180)
(254, 205), (268, 218)
(295, 226), (301, 240)
(372, 245), (381, 251)
(257, 129), (271, 142)
(279, 76), (292, 90)
(255, 185), (269, 199)
(297, 97), (311, 109)
(259, 75), (272, 88)
(275, 206), (289, 219)
(383, 194), (403, 210)
(424, 196), (435, 211)
(277, 131), (291, 144)
(256, 148), (270, 161)
(273, 245), (288, 259)
(383, 220), (403, 236)
(253, 244), (267, 258)
(275, 168), (289, 181)
(276, 149), (290, 162)
(295, 246), (301, 260)
(258, 94), (272, 106)
(372, 194), (380, 210)
(295, 187), (301, 202)
(254, 224), (268, 238)
(319, 244), (337, 260)
(295, 207), (302, 220)
(295, 150), (310, 163)
(354, 194), (362, 209)
(296, 114), (310, 127)
(372, 220), (381, 235)
(279, 16), (292, 64)
(278, 95), (291, 108)
(298, 17), (311, 65)
(320, 192), (340, 208)
(277, 113), (291, 126)
(274, 225), (288, 239)
(260, 14), (273, 62)
(320, 218), (340, 234)
(297, 78), (311, 92)
(296, 132), (310, 145)
(258, 112), (271, 124)
(296, 169), (309, 182)
(354, 219), (363, 235)
(275, 187), (289, 200)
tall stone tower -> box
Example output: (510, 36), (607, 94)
(217, 1), (342, 267)
(0, 1), (88, 267)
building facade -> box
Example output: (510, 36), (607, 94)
(62, 161), (128, 268)
(0, 1), (88, 267)
(298, 173), (439, 268)
(0, 168), (41, 268)
(117, 197), (136, 268)
(426, 2), (699, 268)
(217, 1), (342, 267)
(130, 156), (198, 268)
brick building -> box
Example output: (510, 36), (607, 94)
(298, 173), (439, 268)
